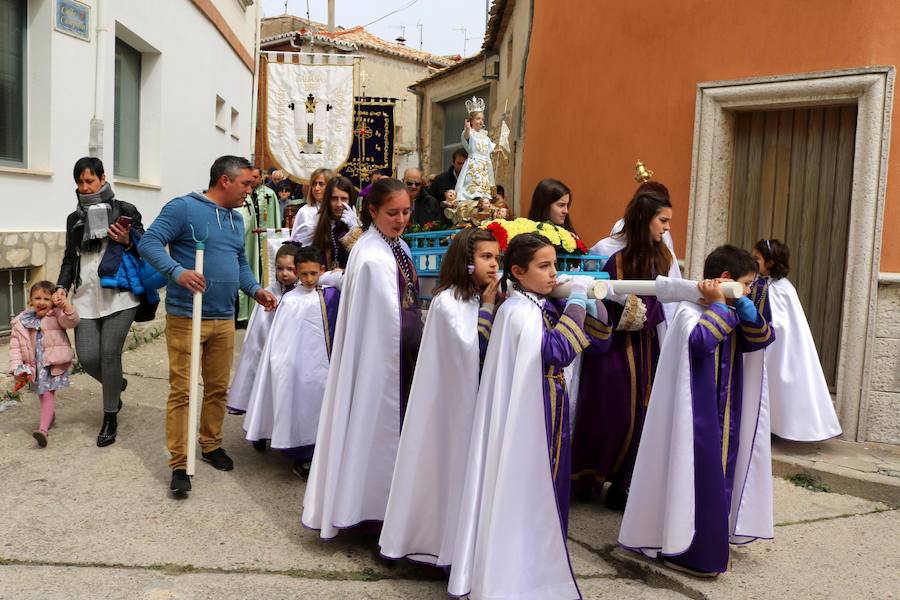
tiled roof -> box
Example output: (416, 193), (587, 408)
(408, 51), (485, 89)
(260, 17), (456, 68)
(483, 0), (515, 50)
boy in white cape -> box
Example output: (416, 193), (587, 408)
(226, 244), (299, 420)
(619, 245), (775, 577)
(242, 245), (340, 477)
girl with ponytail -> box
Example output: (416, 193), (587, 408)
(448, 232), (613, 599)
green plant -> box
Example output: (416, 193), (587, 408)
(789, 472), (831, 493)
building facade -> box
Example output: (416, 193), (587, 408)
(256, 15), (453, 182)
(0, 0), (260, 332)
(411, 0), (530, 212)
(521, 0), (900, 444)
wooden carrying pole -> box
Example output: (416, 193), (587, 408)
(551, 278), (744, 301)
(186, 227), (207, 476)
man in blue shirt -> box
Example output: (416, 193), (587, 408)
(139, 155), (278, 496)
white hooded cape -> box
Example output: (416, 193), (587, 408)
(301, 228), (405, 538)
(226, 282), (286, 413)
(766, 278), (842, 441)
(242, 285), (334, 448)
(618, 300), (774, 558)
(379, 289), (480, 565)
(449, 291), (580, 600)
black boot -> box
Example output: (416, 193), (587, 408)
(604, 483), (629, 511)
(97, 412), (118, 447)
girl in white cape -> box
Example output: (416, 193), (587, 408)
(301, 178), (423, 539)
(241, 246), (340, 478)
(751, 239), (841, 441)
(226, 243), (299, 424)
(449, 233), (613, 600)
(379, 226), (501, 566)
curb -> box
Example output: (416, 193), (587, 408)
(608, 547), (708, 600)
(771, 453), (900, 508)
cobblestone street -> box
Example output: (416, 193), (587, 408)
(2, 333), (897, 599)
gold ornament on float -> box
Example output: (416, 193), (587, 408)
(634, 159), (653, 183)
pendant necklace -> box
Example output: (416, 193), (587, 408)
(514, 282), (554, 328)
(375, 225), (417, 308)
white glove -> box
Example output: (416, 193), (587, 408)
(339, 204), (359, 228)
(569, 275), (595, 298)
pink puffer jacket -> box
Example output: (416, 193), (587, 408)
(8, 307), (80, 379)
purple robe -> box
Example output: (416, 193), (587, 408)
(477, 304), (495, 370)
(397, 250), (423, 424)
(571, 250), (665, 494)
(541, 299), (613, 534)
(281, 285), (341, 461)
(328, 222), (352, 270)
(750, 276), (771, 322)
(667, 302), (774, 573)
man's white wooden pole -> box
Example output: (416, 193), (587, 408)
(186, 240), (205, 477)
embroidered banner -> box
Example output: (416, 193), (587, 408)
(266, 55), (355, 181)
(338, 97), (396, 189)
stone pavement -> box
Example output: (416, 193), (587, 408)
(1, 332), (898, 599)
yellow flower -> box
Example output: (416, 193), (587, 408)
(557, 228), (577, 253)
(537, 223), (561, 247)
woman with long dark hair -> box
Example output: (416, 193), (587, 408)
(302, 178), (424, 539)
(527, 178), (578, 233)
(309, 175), (361, 270)
(54, 157), (143, 447)
(571, 182), (672, 509)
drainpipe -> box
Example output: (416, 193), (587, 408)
(89, 0), (106, 158)
(250, 0), (262, 163)
(409, 84), (424, 177)
(513, 0), (535, 216)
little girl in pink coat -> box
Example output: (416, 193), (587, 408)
(8, 280), (79, 447)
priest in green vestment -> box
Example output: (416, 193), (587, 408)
(237, 166), (281, 322)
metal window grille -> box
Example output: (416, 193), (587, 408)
(1, 268), (29, 336)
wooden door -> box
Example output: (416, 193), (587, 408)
(729, 105), (857, 388)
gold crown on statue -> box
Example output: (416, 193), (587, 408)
(634, 159), (653, 183)
(465, 96), (486, 114)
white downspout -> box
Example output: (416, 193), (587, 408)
(89, 0), (107, 158)
(250, 0), (262, 162)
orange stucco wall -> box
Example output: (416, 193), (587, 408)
(522, 0), (899, 270)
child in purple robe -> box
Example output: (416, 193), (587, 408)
(449, 233), (612, 600)
(619, 244), (775, 578)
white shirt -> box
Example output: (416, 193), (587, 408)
(71, 240), (140, 319)
(290, 202), (321, 241)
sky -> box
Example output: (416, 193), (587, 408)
(259, 0), (490, 57)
